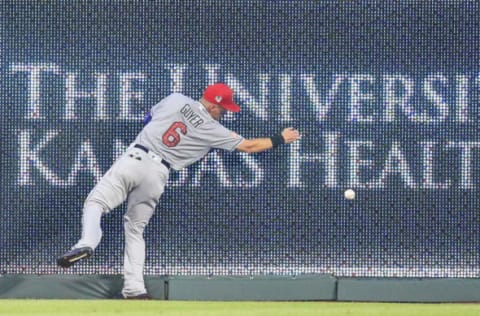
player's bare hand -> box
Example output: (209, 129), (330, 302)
(281, 127), (301, 144)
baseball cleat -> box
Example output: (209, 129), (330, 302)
(124, 293), (153, 300)
(57, 247), (93, 268)
(112, 293), (153, 300)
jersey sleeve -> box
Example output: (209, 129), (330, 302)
(205, 123), (245, 152)
(150, 93), (179, 117)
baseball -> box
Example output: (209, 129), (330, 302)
(344, 189), (355, 200)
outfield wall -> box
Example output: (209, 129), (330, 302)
(1, 0), (480, 297)
(2, 274), (480, 302)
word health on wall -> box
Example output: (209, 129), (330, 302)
(15, 130), (479, 189)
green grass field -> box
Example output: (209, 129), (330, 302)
(0, 300), (479, 316)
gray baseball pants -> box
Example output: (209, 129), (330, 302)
(73, 145), (169, 297)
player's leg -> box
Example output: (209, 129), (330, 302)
(58, 150), (143, 268)
(56, 202), (104, 267)
(121, 164), (169, 298)
(121, 201), (156, 297)
(71, 202), (105, 249)
(72, 164), (134, 249)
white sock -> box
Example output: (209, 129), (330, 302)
(73, 206), (104, 250)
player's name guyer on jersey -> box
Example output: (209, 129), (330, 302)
(180, 103), (204, 128)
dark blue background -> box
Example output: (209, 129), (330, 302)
(1, 1), (479, 277)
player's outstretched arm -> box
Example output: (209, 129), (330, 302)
(236, 127), (301, 153)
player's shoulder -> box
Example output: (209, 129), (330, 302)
(163, 92), (193, 103)
(200, 115), (231, 133)
(156, 93), (198, 112)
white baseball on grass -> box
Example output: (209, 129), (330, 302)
(344, 189), (355, 200)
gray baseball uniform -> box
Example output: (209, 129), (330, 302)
(72, 93), (244, 297)
(135, 92), (243, 170)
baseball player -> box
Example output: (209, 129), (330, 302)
(57, 83), (301, 299)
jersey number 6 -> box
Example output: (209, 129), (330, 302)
(162, 122), (187, 147)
